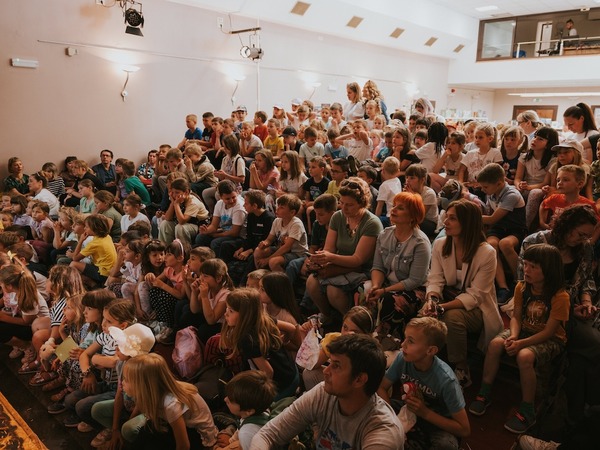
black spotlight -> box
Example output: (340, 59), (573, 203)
(124, 7), (144, 36)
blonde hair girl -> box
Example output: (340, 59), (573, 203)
(122, 353), (217, 448)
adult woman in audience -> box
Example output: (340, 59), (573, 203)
(61, 160), (106, 208)
(362, 80), (388, 122)
(28, 172), (59, 218)
(421, 199), (503, 388)
(366, 192), (431, 338)
(516, 204), (598, 423)
(343, 82), (365, 121)
(59, 156), (78, 189)
(414, 97), (445, 123)
(4, 157), (30, 196)
(563, 102), (598, 142)
(306, 177), (383, 324)
(516, 110), (541, 141)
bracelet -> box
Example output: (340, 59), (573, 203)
(82, 368), (91, 377)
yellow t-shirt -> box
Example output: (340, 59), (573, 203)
(326, 180), (341, 199)
(80, 235), (117, 277)
(513, 281), (570, 343)
(263, 135), (284, 157)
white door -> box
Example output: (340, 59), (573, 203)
(536, 21), (553, 56)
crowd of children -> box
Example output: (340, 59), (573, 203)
(1, 94), (600, 449)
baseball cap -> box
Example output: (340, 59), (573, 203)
(291, 98), (302, 106)
(109, 324), (155, 357)
(235, 105), (247, 113)
(282, 126), (297, 137)
(273, 103), (284, 109)
(551, 138), (583, 154)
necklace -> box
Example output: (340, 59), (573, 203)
(346, 211), (365, 237)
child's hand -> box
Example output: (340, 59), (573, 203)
(504, 339), (522, 356)
(573, 303), (597, 320)
(405, 391), (427, 417)
(258, 240), (269, 249)
(69, 347), (83, 359)
(518, 181), (528, 191)
(199, 280), (210, 298)
(81, 374), (97, 394)
(145, 273), (156, 284)
(135, 305), (148, 321)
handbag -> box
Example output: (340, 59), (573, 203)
(316, 263), (362, 279)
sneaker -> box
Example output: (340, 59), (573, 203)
(63, 414), (82, 428)
(21, 346), (36, 364)
(496, 288), (512, 306)
(468, 395), (491, 416)
(454, 367), (472, 390)
(9, 346), (24, 359)
(504, 411), (536, 434)
(91, 429), (112, 447)
(155, 326), (174, 344)
(77, 421), (94, 433)
(47, 403), (67, 415)
(517, 435), (560, 450)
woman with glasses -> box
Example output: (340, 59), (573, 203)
(420, 199), (502, 389)
(306, 177), (383, 325)
(516, 204), (599, 424)
(366, 192), (431, 338)
(516, 110), (541, 142)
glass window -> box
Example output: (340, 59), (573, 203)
(481, 20), (516, 59)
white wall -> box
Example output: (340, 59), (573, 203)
(0, 0), (455, 180)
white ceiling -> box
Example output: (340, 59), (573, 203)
(167, 0), (600, 59)
(428, 0), (600, 19)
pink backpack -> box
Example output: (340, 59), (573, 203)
(172, 326), (203, 380)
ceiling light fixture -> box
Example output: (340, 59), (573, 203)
(507, 92), (600, 97)
(475, 5), (499, 12)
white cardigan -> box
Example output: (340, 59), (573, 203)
(427, 238), (503, 351)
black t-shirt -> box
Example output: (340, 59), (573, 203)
(244, 210), (275, 250)
(589, 134), (600, 162)
(239, 332), (296, 392)
(302, 177), (330, 201)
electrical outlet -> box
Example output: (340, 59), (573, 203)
(217, 17), (224, 28)
(96, 0), (105, 5)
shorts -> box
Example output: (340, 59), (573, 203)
(267, 246), (300, 268)
(497, 328), (564, 367)
(486, 226), (527, 244)
(82, 263), (108, 284)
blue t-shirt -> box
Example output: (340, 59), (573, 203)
(185, 127), (203, 140)
(376, 146), (391, 160)
(385, 353), (465, 418)
(324, 143), (349, 159)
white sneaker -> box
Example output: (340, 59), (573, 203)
(454, 367), (472, 390)
(91, 428), (112, 447)
(517, 435), (560, 450)
(77, 421), (94, 433)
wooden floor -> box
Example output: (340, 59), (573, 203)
(0, 344), (530, 450)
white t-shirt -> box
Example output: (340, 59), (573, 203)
(280, 172), (308, 196)
(518, 153), (554, 185)
(270, 216), (308, 257)
(120, 212), (150, 233)
(414, 142), (442, 173)
(460, 148), (503, 182)
(344, 137), (373, 162)
(420, 186), (439, 223)
(377, 178), (403, 217)
(343, 101), (365, 121)
(33, 188), (59, 217)
(299, 142), (325, 165)
(21, 291), (49, 318)
(162, 392), (218, 448)
(213, 195), (247, 239)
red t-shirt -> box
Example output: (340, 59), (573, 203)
(541, 194), (597, 220)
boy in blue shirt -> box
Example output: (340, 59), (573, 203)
(378, 317), (470, 449)
(178, 113), (203, 149)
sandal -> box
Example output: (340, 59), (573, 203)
(42, 376), (66, 392)
(51, 388), (71, 403)
(29, 370), (59, 387)
(18, 359), (41, 375)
